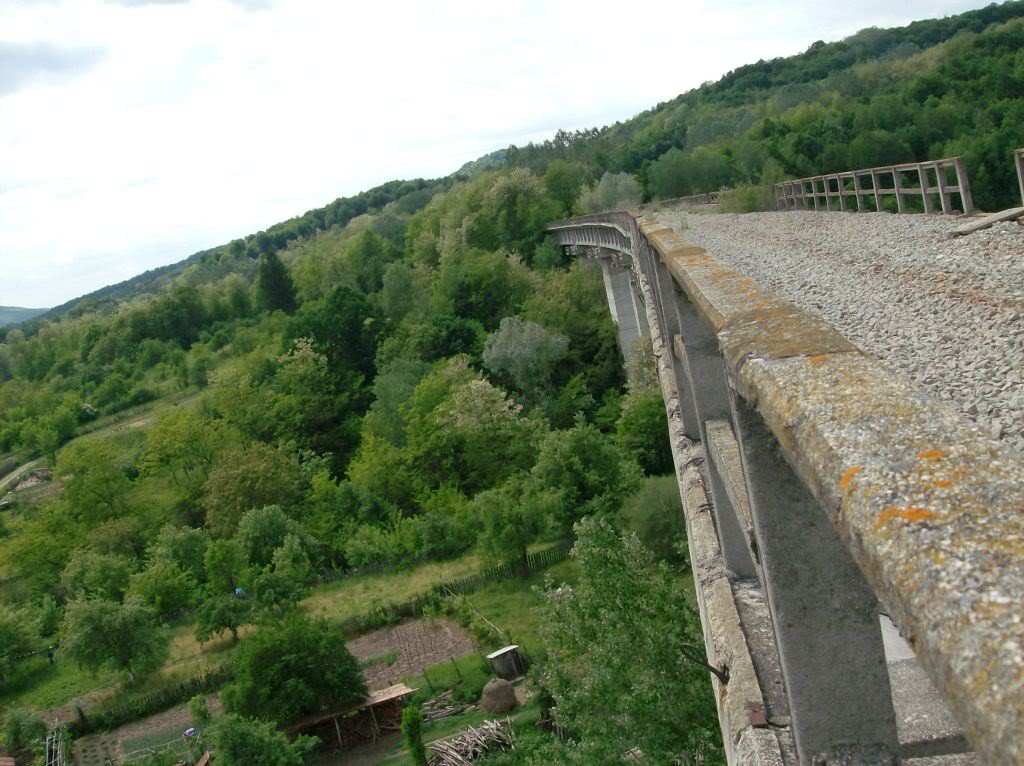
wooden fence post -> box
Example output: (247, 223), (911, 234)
(893, 168), (905, 213)
(919, 165), (933, 213)
(954, 156), (975, 215)
(937, 161), (952, 214)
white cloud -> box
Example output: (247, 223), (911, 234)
(0, 0), (987, 307)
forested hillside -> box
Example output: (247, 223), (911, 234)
(506, 1), (1024, 211)
(0, 308), (47, 328)
(2, 4), (1022, 763)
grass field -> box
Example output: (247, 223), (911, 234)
(302, 555), (489, 623)
(0, 653), (116, 710)
(0, 545), (567, 715)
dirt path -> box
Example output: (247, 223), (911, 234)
(0, 457), (44, 494)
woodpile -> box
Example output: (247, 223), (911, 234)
(421, 690), (469, 721)
(428, 719), (515, 765)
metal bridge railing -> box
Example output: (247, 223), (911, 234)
(546, 211), (1024, 765)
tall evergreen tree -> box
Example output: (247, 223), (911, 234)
(256, 252), (297, 314)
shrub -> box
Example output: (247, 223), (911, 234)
(615, 393), (672, 476)
(401, 706), (427, 765)
(188, 694), (210, 724)
(128, 559), (199, 619)
(212, 714), (317, 766)
(718, 182), (777, 213)
(619, 475), (689, 565)
(0, 707), (47, 756)
(222, 612), (367, 725)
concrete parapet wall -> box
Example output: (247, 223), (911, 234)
(630, 242), (790, 765)
(636, 217), (1024, 765)
(547, 210), (1023, 765)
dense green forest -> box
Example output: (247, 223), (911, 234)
(507, 1), (1024, 211)
(0, 162), (692, 763)
(2, 3), (1023, 763)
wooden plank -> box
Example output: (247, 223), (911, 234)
(1015, 149), (1024, 206)
(853, 171), (865, 211)
(919, 166), (933, 214)
(871, 170), (882, 211)
(937, 161), (953, 214)
(954, 206), (1024, 235)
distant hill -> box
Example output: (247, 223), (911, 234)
(31, 177), (448, 325)
(455, 148), (506, 177)
(0, 306), (48, 327)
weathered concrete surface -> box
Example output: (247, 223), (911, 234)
(706, 419), (757, 562)
(904, 756), (980, 766)
(598, 258), (648, 367)
(889, 659), (969, 758)
(631, 238), (792, 766)
(880, 614), (915, 662)
(637, 217), (1024, 765)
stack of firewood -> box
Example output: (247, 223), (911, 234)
(428, 719), (515, 765)
(422, 690), (468, 721)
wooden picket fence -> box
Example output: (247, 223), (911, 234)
(68, 663), (238, 737)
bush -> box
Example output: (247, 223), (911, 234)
(401, 706), (427, 765)
(128, 559), (199, 619)
(618, 475), (688, 565)
(222, 612), (367, 725)
(0, 707), (47, 756)
(212, 714), (317, 766)
(718, 182), (777, 213)
(615, 393), (672, 476)
(188, 694), (210, 724)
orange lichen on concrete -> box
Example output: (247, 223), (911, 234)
(876, 506), (936, 528)
(840, 465), (863, 490)
(917, 449), (946, 460)
(808, 354), (831, 365)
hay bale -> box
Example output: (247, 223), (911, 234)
(480, 678), (516, 713)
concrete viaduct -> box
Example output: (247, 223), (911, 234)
(546, 212), (1024, 766)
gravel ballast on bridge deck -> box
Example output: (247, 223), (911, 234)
(653, 210), (1024, 454)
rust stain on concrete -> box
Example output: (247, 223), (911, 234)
(877, 506), (936, 528)
(840, 465), (863, 490)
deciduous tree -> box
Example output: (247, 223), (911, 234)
(128, 559), (199, 619)
(212, 714), (317, 766)
(539, 517), (722, 764)
(222, 612), (367, 725)
(0, 605), (36, 679)
(59, 597), (168, 685)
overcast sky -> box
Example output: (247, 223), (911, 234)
(0, 0), (988, 308)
